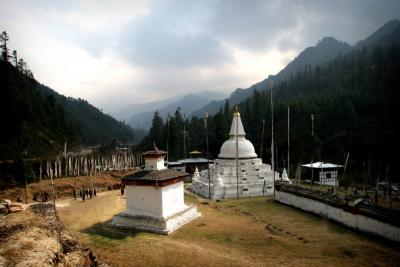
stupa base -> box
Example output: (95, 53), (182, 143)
(109, 205), (200, 235)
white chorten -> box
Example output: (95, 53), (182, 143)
(191, 108), (282, 199)
(281, 168), (291, 183)
(110, 145), (200, 234)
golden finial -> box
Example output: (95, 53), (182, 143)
(233, 105), (240, 116)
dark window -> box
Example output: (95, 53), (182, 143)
(243, 188), (248, 192)
(326, 172), (331, 179)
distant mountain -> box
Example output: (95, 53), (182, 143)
(128, 90), (225, 130)
(356, 19), (400, 48)
(274, 37), (352, 82)
(111, 95), (181, 121)
(191, 37), (352, 117)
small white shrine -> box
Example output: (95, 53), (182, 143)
(110, 145), (200, 234)
(301, 162), (343, 186)
(281, 168), (292, 184)
(191, 108), (281, 199)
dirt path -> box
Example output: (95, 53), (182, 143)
(57, 192), (400, 267)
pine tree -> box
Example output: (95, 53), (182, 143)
(0, 31), (10, 62)
(12, 50), (17, 67)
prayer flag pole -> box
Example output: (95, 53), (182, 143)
(270, 81), (275, 196)
(235, 106), (239, 199)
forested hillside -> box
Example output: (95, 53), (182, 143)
(0, 31), (135, 159)
(139, 21), (400, 183)
(0, 60), (80, 159)
(38, 84), (135, 145)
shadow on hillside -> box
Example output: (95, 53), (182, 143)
(80, 221), (139, 240)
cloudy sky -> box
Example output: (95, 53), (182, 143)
(1, 0), (399, 113)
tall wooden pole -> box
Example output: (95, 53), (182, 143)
(276, 145), (278, 173)
(183, 113), (187, 172)
(167, 115), (170, 164)
(24, 175), (28, 205)
(39, 161), (42, 203)
(50, 161), (56, 210)
(260, 119), (265, 160)
(335, 163), (338, 194)
(363, 162), (367, 196)
(287, 106), (290, 179)
(311, 113), (314, 190)
(235, 106), (239, 199)
(271, 81), (275, 196)
(204, 112), (211, 199)
(385, 164), (389, 199)
(64, 142), (67, 177)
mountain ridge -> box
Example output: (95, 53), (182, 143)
(128, 90), (226, 130)
(191, 20), (400, 118)
(191, 36), (353, 117)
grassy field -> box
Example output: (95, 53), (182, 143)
(57, 190), (400, 267)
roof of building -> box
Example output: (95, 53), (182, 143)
(178, 158), (210, 164)
(302, 162), (343, 169)
(218, 107), (257, 159)
(123, 169), (187, 181)
(142, 144), (167, 157)
(167, 161), (183, 166)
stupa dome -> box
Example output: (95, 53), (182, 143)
(218, 108), (257, 159)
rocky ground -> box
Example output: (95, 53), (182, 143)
(0, 202), (109, 267)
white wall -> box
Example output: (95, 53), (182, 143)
(275, 191), (400, 242)
(126, 185), (163, 218)
(126, 182), (186, 219)
(162, 181), (186, 218)
(145, 158), (166, 171)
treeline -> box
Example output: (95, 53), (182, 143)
(140, 41), (400, 183)
(1, 31), (33, 78)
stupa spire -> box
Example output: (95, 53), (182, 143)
(229, 106), (246, 137)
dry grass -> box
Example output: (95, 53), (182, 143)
(57, 191), (400, 267)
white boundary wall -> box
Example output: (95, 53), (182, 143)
(275, 190), (400, 242)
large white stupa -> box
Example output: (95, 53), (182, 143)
(191, 108), (280, 199)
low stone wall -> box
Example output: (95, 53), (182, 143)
(275, 190), (400, 242)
